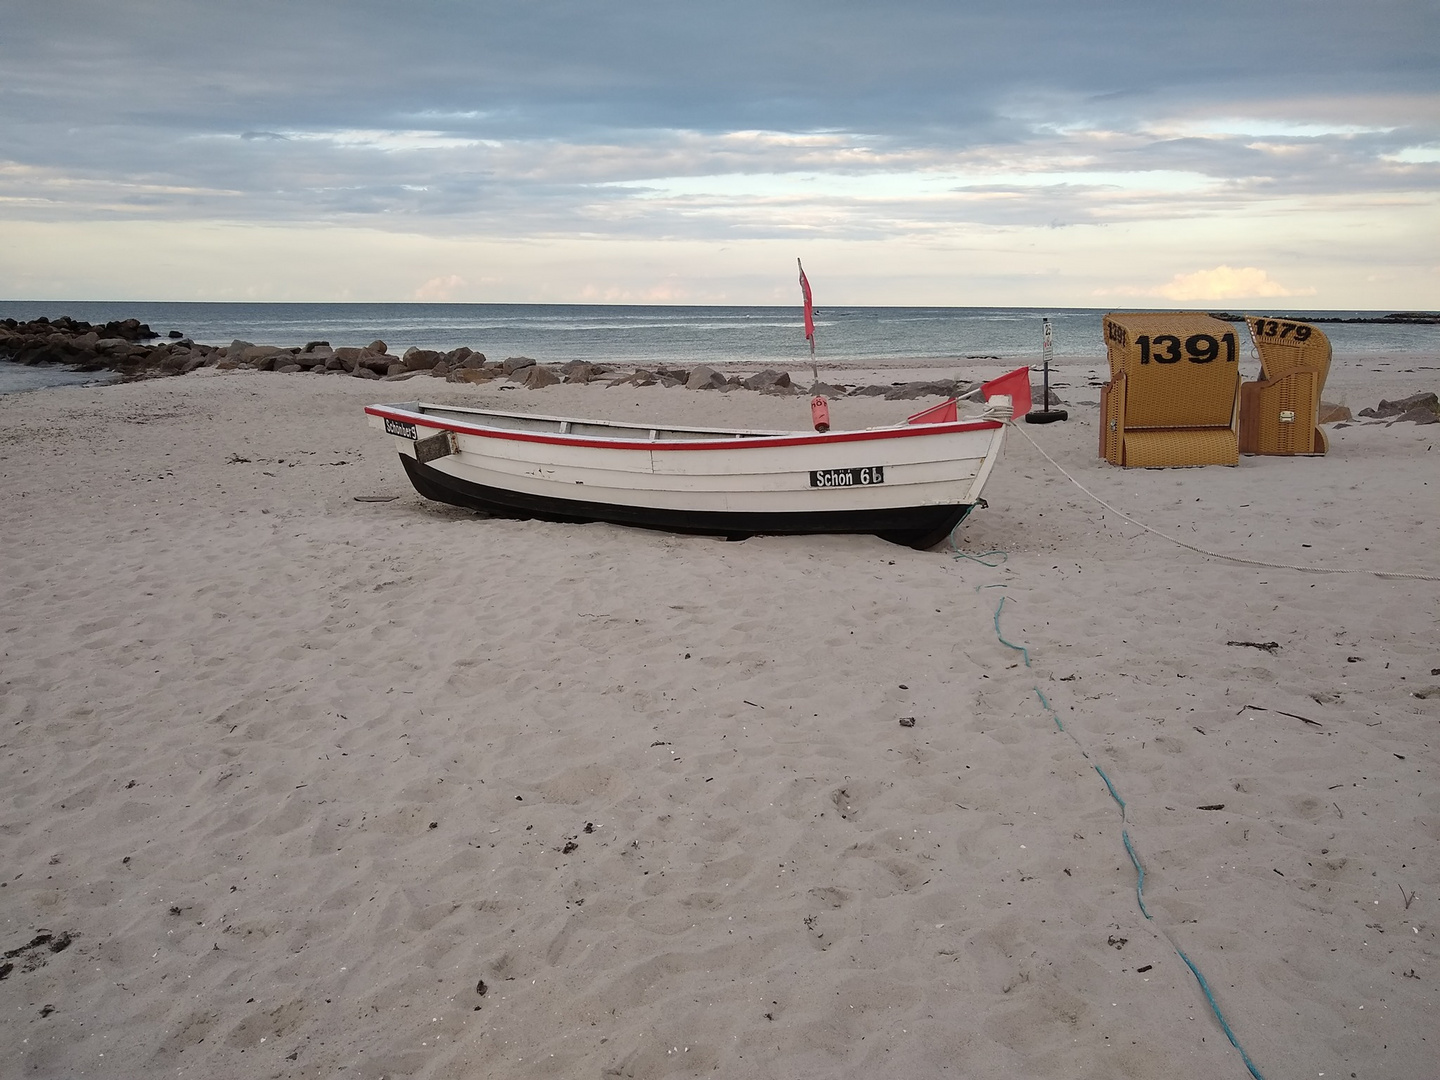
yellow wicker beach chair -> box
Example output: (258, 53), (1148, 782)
(1239, 317), (1331, 456)
(1099, 313), (1243, 467)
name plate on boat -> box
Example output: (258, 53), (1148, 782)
(384, 417), (419, 439)
(810, 466), (885, 488)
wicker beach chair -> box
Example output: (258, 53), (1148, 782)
(1238, 317), (1331, 456)
(1099, 313), (1243, 467)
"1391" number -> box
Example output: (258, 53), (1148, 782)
(1136, 332), (1237, 364)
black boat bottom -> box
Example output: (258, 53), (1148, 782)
(399, 455), (974, 549)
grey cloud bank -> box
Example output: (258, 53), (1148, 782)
(2, 0), (1437, 304)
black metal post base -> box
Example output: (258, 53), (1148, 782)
(1024, 409), (1068, 424)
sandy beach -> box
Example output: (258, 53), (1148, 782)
(1, 358), (1436, 1079)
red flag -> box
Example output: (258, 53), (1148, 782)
(797, 258), (814, 354)
(906, 399), (958, 425)
(981, 366), (1032, 418)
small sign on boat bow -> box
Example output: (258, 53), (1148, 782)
(384, 417), (418, 439)
(810, 466), (884, 488)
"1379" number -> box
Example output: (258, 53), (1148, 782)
(1136, 332), (1237, 364)
(1251, 319), (1313, 342)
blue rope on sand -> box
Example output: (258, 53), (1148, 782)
(991, 595), (1030, 667)
(947, 531), (1008, 567)
(1176, 948), (1267, 1080)
(988, 593), (1266, 1080)
(1121, 828), (1150, 920)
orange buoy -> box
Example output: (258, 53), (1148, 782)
(810, 396), (831, 432)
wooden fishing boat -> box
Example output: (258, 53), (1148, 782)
(365, 371), (1025, 548)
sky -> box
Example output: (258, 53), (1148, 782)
(2, 0), (1437, 307)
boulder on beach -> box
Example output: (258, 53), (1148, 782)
(450, 348), (487, 368)
(358, 353), (398, 375)
(884, 379), (961, 401)
(501, 356), (537, 375)
(520, 364), (562, 389)
(609, 370), (657, 387)
(448, 368), (502, 384)
(402, 347), (442, 370)
(1358, 391), (1438, 421)
(742, 369), (791, 392)
(686, 365), (727, 390)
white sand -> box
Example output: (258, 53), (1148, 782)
(1, 359), (1436, 1080)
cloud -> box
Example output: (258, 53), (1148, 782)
(412, 274), (468, 302)
(1144, 266), (1318, 301)
(2, 1), (1437, 303)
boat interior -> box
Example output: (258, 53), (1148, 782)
(400, 402), (812, 441)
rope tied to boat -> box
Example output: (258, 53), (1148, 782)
(1006, 420), (1440, 582)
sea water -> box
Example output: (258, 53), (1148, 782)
(0, 363), (120, 395)
(2, 303), (1436, 394)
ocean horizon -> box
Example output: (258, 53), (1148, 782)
(3, 301), (1437, 396)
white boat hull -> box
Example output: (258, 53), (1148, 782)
(365, 401), (1008, 547)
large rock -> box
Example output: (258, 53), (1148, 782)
(884, 379), (960, 401)
(609, 369), (658, 387)
(403, 347), (442, 370)
(294, 348), (331, 369)
(160, 349), (196, 374)
(443, 347), (479, 366)
(448, 368), (502, 384)
(686, 365), (727, 390)
(1358, 391), (1438, 420)
(107, 318), (158, 341)
(561, 361), (597, 384)
(742, 369), (791, 392)
(501, 355), (537, 375)
(241, 345), (291, 370)
(357, 352), (399, 375)
(519, 364), (562, 389)
(1397, 406), (1439, 424)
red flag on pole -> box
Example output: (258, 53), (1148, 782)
(797, 258), (815, 355)
(981, 366), (1033, 418)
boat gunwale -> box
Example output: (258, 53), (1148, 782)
(364, 401), (1004, 454)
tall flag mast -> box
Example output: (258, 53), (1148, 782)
(797, 258), (817, 383)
